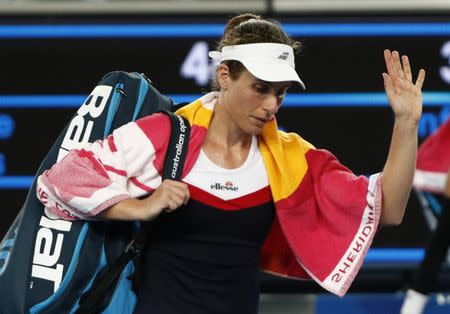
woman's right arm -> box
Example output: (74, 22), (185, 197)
(36, 113), (188, 221)
(97, 179), (190, 221)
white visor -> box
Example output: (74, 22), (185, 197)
(208, 43), (305, 89)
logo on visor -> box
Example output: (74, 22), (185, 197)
(278, 52), (289, 60)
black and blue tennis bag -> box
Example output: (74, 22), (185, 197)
(0, 71), (188, 314)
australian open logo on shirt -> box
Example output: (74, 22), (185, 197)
(211, 181), (239, 191)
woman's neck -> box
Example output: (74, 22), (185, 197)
(202, 100), (253, 169)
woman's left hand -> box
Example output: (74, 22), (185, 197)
(383, 49), (426, 125)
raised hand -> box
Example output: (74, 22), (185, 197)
(378, 50), (426, 226)
(382, 49), (426, 125)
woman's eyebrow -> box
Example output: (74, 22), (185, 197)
(255, 79), (291, 89)
(254, 78), (269, 85)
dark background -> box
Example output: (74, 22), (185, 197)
(1, 15), (449, 281)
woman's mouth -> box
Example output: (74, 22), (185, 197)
(251, 116), (268, 126)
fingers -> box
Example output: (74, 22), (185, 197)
(384, 49), (426, 89)
(402, 55), (412, 82)
(384, 50), (413, 81)
(165, 180), (190, 205)
(392, 51), (405, 80)
(165, 196), (182, 212)
(415, 68), (426, 90)
(382, 72), (395, 100)
(165, 190), (186, 212)
(384, 49), (398, 80)
(160, 179), (190, 212)
(139, 180), (190, 220)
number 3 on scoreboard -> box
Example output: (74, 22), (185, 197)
(180, 41), (217, 86)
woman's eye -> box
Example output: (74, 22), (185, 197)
(255, 85), (268, 93)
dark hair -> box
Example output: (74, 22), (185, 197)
(211, 13), (302, 90)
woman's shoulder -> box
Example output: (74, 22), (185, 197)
(131, 112), (171, 138)
(134, 112), (171, 133)
(124, 113), (172, 149)
(277, 130), (315, 151)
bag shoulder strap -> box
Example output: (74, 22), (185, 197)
(161, 111), (190, 180)
(76, 111), (190, 314)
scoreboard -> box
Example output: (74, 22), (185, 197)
(1, 15), (450, 268)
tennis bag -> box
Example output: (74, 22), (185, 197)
(0, 71), (188, 314)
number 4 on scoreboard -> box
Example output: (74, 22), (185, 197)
(180, 41), (217, 86)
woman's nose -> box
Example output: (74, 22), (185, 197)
(263, 95), (280, 116)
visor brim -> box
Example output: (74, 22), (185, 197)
(242, 61), (306, 89)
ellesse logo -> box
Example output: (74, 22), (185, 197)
(210, 181), (239, 191)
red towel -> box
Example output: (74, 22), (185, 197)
(414, 118), (450, 193)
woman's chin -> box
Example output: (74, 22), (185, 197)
(244, 124), (264, 136)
